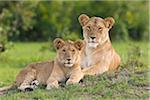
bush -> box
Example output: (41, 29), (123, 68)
(0, 1), (148, 42)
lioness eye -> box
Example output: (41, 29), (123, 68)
(86, 26), (90, 31)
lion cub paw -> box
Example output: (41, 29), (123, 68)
(66, 79), (77, 85)
(18, 85), (32, 91)
(31, 80), (39, 88)
(46, 84), (58, 90)
(46, 85), (52, 90)
(46, 82), (59, 90)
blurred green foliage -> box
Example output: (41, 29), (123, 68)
(0, 1), (149, 42)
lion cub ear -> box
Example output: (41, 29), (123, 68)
(78, 14), (90, 26)
(104, 17), (115, 29)
(53, 38), (65, 50)
(74, 40), (84, 51)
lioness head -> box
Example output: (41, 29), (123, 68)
(53, 38), (84, 68)
(78, 14), (115, 48)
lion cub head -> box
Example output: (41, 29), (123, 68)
(78, 14), (115, 48)
(53, 38), (84, 68)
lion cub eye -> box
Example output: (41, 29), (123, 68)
(98, 27), (103, 30)
(72, 49), (75, 52)
(62, 49), (66, 52)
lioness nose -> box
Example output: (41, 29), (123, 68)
(67, 58), (71, 61)
(90, 36), (96, 40)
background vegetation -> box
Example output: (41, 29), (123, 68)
(0, 1), (149, 99)
(0, 1), (149, 43)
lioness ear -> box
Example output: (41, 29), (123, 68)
(53, 38), (65, 50)
(74, 40), (84, 51)
(78, 14), (90, 26)
(104, 17), (115, 29)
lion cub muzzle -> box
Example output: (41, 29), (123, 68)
(64, 58), (74, 68)
(54, 38), (84, 68)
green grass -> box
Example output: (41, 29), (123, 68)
(0, 41), (149, 99)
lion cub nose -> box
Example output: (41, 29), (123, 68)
(67, 59), (71, 61)
(90, 36), (96, 40)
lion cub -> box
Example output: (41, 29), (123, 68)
(46, 38), (84, 89)
(0, 38), (84, 94)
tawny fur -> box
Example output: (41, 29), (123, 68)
(16, 61), (54, 86)
(0, 38), (84, 94)
(46, 38), (84, 89)
(79, 14), (121, 75)
(0, 61), (54, 95)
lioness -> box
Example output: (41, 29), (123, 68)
(0, 38), (84, 94)
(78, 14), (121, 75)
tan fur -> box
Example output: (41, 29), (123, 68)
(16, 61), (54, 88)
(0, 38), (84, 93)
(79, 14), (121, 75)
(0, 61), (54, 94)
(46, 38), (84, 89)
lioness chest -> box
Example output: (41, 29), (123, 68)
(81, 53), (92, 68)
(81, 49), (102, 68)
(80, 47), (113, 69)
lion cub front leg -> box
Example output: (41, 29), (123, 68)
(46, 72), (61, 90)
(66, 70), (84, 85)
(46, 65), (65, 90)
(46, 78), (59, 90)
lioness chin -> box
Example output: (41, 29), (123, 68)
(0, 38), (84, 94)
(79, 14), (121, 75)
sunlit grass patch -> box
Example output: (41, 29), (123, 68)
(0, 41), (149, 99)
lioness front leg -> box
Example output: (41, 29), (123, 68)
(82, 62), (109, 76)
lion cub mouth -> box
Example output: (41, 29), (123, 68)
(64, 62), (74, 67)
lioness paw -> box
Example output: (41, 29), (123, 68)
(82, 68), (90, 75)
